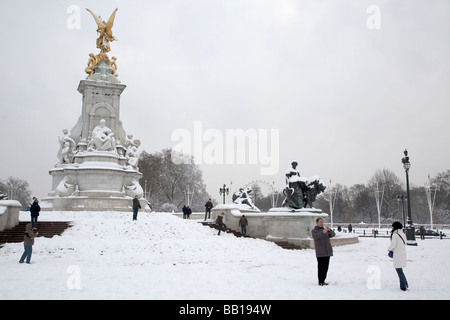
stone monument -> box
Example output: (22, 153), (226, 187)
(210, 161), (356, 249)
(41, 8), (149, 212)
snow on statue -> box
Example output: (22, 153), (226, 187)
(282, 161), (326, 209)
(232, 187), (258, 211)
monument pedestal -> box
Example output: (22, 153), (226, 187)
(211, 205), (327, 249)
(42, 150), (149, 212)
(211, 205), (358, 249)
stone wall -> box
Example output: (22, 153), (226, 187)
(0, 200), (22, 231)
(211, 204), (359, 249)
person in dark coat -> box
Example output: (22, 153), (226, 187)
(186, 206), (192, 219)
(311, 218), (335, 286)
(204, 199), (213, 221)
(239, 215), (248, 236)
(216, 212), (227, 235)
(182, 205), (188, 219)
(132, 195), (141, 221)
(19, 224), (38, 264)
(30, 199), (40, 228)
(419, 226), (425, 240)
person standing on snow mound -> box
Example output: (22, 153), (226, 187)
(132, 195), (141, 221)
(204, 199), (213, 221)
(311, 218), (335, 286)
(30, 199), (40, 228)
(388, 221), (409, 291)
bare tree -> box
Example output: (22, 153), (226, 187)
(139, 149), (212, 211)
(0, 176), (32, 209)
(368, 168), (403, 222)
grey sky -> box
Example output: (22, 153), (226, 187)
(0, 0), (449, 203)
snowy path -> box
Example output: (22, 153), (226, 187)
(0, 211), (449, 300)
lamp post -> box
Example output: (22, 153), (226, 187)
(219, 184), (229, 205)
(401, 149), (417, 246)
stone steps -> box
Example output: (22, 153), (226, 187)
(0, 221), (72, 247)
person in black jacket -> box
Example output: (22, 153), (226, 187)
(182, 205), (188, 219)
(132, 195), (141, 221)
(30, 199), (40, 228)
(204, 199), (213, 221)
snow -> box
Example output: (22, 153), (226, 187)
(1, 211), (449, 300)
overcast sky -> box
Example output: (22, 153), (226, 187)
(0, 0), (449, 203)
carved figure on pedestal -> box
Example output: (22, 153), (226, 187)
(55, 176), (76, 197)
(283, 161), (305, 209)
(124, 179), (143, 198)
(282, 161), (327, 210)
(88, 119), (116, 152)
(86, 8), (118, 54)
(304, 177), (327, 208)
(85, 8), (119, 77)
(232, 187), (257, 210)
(57, 129), (76, 164)
(125, 134), (141, 151)
(126, 146), (139, 170)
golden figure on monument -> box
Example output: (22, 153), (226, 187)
(85, 8), (119, 77)
(86, 8), (118, 53)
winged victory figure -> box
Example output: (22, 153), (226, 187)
(86, 8), (118, 53)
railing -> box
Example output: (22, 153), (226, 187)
(333, 227), (448, 239)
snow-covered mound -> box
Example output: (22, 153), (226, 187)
(0, 211), (449, 300)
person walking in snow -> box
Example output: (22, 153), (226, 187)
(419, 226), (425, 240)
(19, 224), (38, 264)
(182, 205), (188, 219)
(216, 212), (227, 235)
(132, 195), (141, 221)
(186, 206), (192, 219)
(30, 199), (40, 228)
(311, 218), (335, 286)
(204, 199), (213, 221)
(388, 221), (409, 291)
(239, 215), (248, 236)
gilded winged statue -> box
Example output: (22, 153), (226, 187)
(86, 8), (118, 53)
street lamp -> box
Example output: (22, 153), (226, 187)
(219, 184), (229, 204)
(401, 149), (417, 246)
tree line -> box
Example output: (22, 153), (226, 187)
(138, 149), (213, 212)
(0, 176), (32, 209)
(314, 169), (450, 225)
(2, 149), (448, 225)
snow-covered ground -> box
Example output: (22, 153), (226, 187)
(1, 211), (449, 300)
